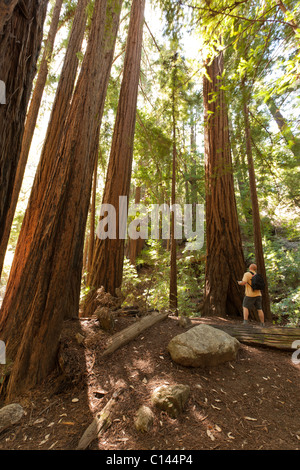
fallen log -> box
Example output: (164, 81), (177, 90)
(210, 323), (300, 351)
(102, 310), (169, 357)
(77, 387), (124, 450)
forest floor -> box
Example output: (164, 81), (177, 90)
(0, 311), (300, 452)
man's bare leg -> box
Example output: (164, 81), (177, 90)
(243, 306), (249, 323)
(258, 309), (265, 326)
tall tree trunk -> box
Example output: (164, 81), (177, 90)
(0, 0), (89, 282)
(189, 119), (199, 232)
(0, 0), (123, 400)
(0, 0), (18, 32)
(0, 0), (64, 278)
(229, 116), (253, 227)
(87, 153), (98, 284)
(0, 0), (48, 267)
(85, 0), (146, 309)
(169, 57), (178, 312)
(127, 186), (145, 266)
(242, 79), (272, 321)
(266, 96), (300, 160)
(203, 52), (245, 317)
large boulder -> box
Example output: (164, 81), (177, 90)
(167, 324), (240, 367)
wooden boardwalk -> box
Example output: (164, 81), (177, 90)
(210, 323), (300, 351)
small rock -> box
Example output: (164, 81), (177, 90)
(178, 316), (192, 328)
(151, 384), (190, 418)
(134, 405), (154, 432)
(75, 333), (85, 345)
(95, 306), (115, 332)
(0, 403), (24, 432)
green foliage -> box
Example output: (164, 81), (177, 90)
(121, 241), (170, 311)
(271, 287), (300, 326)
(262, 227), (300, 324)
(121, 240), (205, 315)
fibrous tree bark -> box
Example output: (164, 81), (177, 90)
(0, 0), (48, 268)
(0, 0), (64, 278)
(203, 52), (245, 317)
(127, 186), (146, 266)
(87, 154), (98, 284)
(242, 78), (272, 321)
(169, 54), (178, 312)
(0, 0), (89, 284)
(85, 0), (146, 309)
(0, 0), (123, 399)
(0, 0), (18, 32)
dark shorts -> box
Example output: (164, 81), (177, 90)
(243, 296), (262, 310)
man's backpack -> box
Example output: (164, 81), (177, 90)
(249, 271), (265, 291)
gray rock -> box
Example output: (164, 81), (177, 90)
(134, 405), (154, 432)
(96, 306), (115, 331)
(151, 384), (190, 418)
(178, 316), (192, 328)
(0, 403), (24, 432)
(167, 324), (240, 367)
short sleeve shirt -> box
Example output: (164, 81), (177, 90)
(242, 271), (261, 297)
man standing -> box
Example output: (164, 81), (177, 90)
(238, 263), (265, 326)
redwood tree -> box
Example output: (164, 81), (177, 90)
(0, 0), (48, 261)
(85, 0), (146, 308)
(127, 186), (146, 266)
(169, 54), (178, 312)
(0, 0), (19, 32)
(203, 52), (245, 317)
(242, 78), (272, 321)
(0, 0), (89, 281)
(0, 0), (123, 399)
(0, 0), (64, 277)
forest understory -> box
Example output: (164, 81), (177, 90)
(1, 0), (300, 454)
(1, 310), (299, 451)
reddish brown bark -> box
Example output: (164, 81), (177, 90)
(85, 0), (146, 306)
(0, 0), (48, 267)
(127, 186), (146, 266)
(203, 53), (245, 317)
(0, 0), (122, 399)
(242, 79), (272, 321)
(0, 0), (18, 32)
(0, 0), (89, 281)
(0, 0), (64, 278)
(87, 153), (98, 284)
(169, 61), (178, 312)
